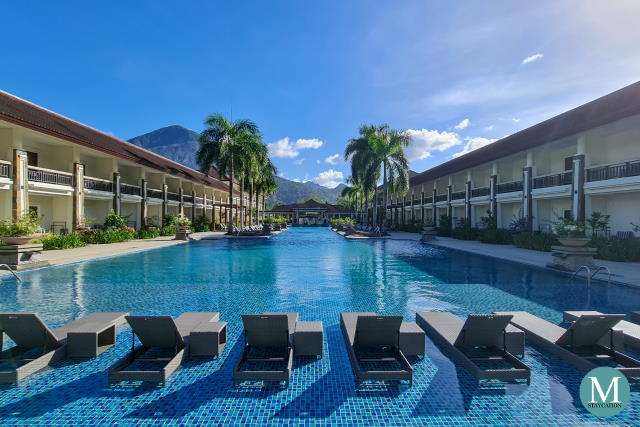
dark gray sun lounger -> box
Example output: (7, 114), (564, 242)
(496, 311), (640, 379)
(340, 313), (413, 387)
(563, 311), (640, 351)
(108, 312), (219, 385)
(0, 312), (128, 384)
(234, 313), (296, 387)
(416, 312), (530, 386)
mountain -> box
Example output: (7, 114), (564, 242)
(128, 125), (200, 169)
(128, 125), (346, 206)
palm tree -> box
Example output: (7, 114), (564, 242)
(242, 142), (273, 225)
(340, 176), (365, 218)
(197, 113), (261, 232)
(344, 124), (410, 227)
(255, 160), (277, 222)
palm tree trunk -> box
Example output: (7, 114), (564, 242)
(240, 177), (245, 227)
(383, 160), (388, 228)
(228, 162), (234, 233)
(249, 182), (254, 225)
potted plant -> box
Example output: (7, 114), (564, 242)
(422, 218), (436, 232)
(554, 218), (589, 247)
(0, 212), (43, 245)
(175, 215), (192, 231)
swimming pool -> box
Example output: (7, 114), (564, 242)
(0, 227), (637, 425)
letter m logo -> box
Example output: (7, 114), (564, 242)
(589, 376), (620, 404)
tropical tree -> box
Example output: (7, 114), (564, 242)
(255, 160), (277, 222)
(344, 124), (410, 226)
(340, 176), (365, 215)
(196, 113), (261, 232)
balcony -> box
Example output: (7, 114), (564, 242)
(0, 160), (10, 179)
(184, 195), (194, 204)
(147, 188), (164, 199)
(195, 196), (204, 205)
(404, 200), (412, 206)
(451, 191), (466, 200)
(435, 194), (447, 202)
(167, 192), (180, 202)
(534, 171), (573, 189)
(84, 176), (113, 193)
(496, 180), (523, 194)
(120, 183), (141, 196)
(471, 187), (490, 198)
(587, 160), (640, 182)
(28, 166), (72, 186)
(424, 196), (433, 204)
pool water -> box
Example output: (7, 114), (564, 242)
(0, 227), (638, 425)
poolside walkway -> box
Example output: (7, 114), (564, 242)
(386, 232), (640, 288)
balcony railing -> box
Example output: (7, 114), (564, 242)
(435, 194), (448, 202)
(496, 180), (523, 194)
(207, 200), (214, 207)
(451, 191), (466, 200)
(28, 166), (72, 186)
(471, 187), (490, 198)
(195, 197), (204, 205)
(404, 200), (412, 206)
(0, 161), (10, 179)
(84, 176), (113, 192)
(147, 188), (164, 199)
(184, 195), (194, 204)
(533, 171), (573, 189)
(587, 160), (640, 182)
(424, 196), (433, 204)
(167, 192), (180, 202)
(120, 183), (141, 196)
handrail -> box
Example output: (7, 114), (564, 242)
(84, 175), (111, 183)
(27, 165), (73, 175)
(569, 265), (592, 286)
(0, 264), (22, 282)
(591, 266), (612, 286)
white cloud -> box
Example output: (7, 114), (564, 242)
(293, 158), (305, 165)
(292, 178), (301, 182)
(316, 160), (320, 164)
(267, 137), (299, 158)
(483, 125), (494, 132)
(454, 118), (469, 130)
(313, 169), (344, 188)
(278, 172), (286, 178)
(452, 136), (511, 158)
(294, 138), (323, 149)
(405, 128), (462, 161)
(324, 153), (341, 165)
(512, 118), (520, 123)
(522, 53), (544, 65)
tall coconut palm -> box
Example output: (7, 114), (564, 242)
(340, 176), (365, 218)
(344, 124), (410, 227)
(197, 113), (261, 233)
(255, 159), (277, 222)
(242, 142), (272, 225)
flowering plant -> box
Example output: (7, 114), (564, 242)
(554, 218), (586, 237)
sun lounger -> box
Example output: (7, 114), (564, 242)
(234, 313), (296, 387)
(562, 311), (635, 350)
(496, 311), (640, 379)
(416, 312), (530, 386)
(0, 312), (128, 384)
(108, 312), (220, 385)
(340, 312), (413, 387)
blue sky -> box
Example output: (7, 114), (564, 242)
(2, 1), (639, 187)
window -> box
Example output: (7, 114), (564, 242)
(27, 151), (38, 166)
(563, 209), (573, 220)
(564, 156), (573, 171)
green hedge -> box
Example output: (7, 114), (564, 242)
(451, 227), (479, 241)
(37, 233), (87, 250)
(159, 226), (177, 236)
(81, 228), (137, 244)
(512, 232), (559, 252)
(478, 228), (513, 244)
(589, 237), (640, 262)
(137, 229), (161, 239)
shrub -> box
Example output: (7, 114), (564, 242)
(478, 228), (513, 244)
(451, 227), (479, 241)
(436, 214), (452, 237)
(104, 210), (127, 228)
(512, 232), (559, 252)
(163, 214), (178, 228)
(81, 228), (136, 244)
(159, 226), (177, 236)
(37, 233), (87, 250)
(589, 237), (640, 262)
(192, 215), (210, 232)
(0, 212), (41, 236)
(137, 228), (161, 239)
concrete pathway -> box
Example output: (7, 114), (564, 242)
(387, 233), (639, 288)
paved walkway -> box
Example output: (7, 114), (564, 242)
(386, 233), (639, 288)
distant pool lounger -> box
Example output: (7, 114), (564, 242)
(109, 312), (223, 385)
(340, 313), (413, 387)
(562, 311), (640, 351)
(234, 313), (296, 387)
(0, 312), (128, 384)
(416, 312), (530, 386)
(496, 311), (640, 379)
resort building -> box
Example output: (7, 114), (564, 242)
(0, 91), (257, 232)
(265, 199), (356, 225)
(383, 81), (640, 236)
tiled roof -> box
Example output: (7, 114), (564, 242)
(0, 90), (229, 191)
(410, 80), (640, 186)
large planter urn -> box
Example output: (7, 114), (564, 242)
(557, 237), (590, 247)
(0, 234), (43, 245)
